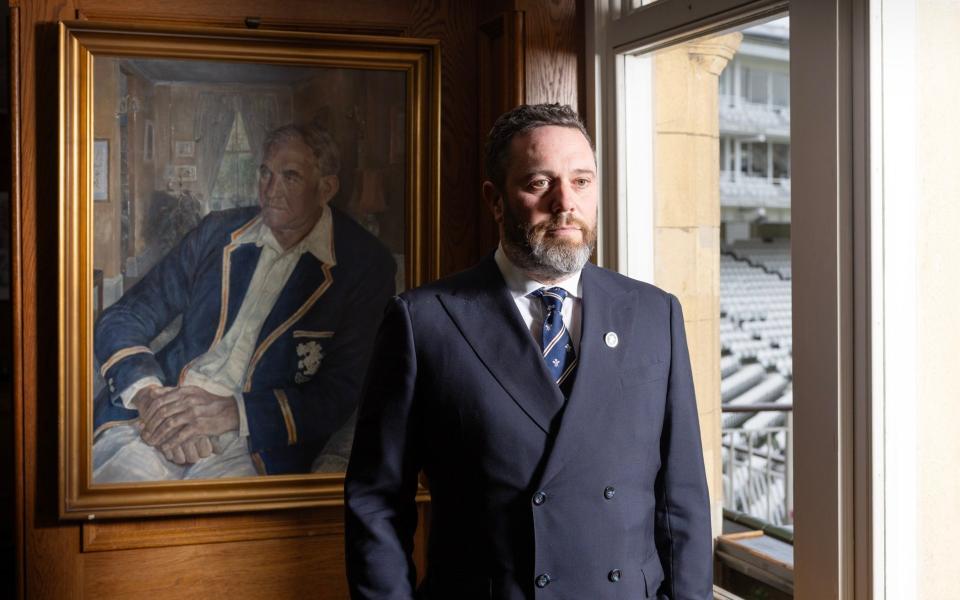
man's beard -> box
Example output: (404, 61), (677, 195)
(501, 204), (597, 281)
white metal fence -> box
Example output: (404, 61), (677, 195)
(721, 406), (793, 526)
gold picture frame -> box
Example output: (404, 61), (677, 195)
(59, 21), (440, 519)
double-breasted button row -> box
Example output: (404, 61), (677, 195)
(535, 573), (551, 588)
(532, 487), (614, 505)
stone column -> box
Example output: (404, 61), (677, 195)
(652, 33), (742, 536)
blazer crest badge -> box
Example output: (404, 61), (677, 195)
(295, 340), (324, 384)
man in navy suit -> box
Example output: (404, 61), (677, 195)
(92, 122), (395, 480)
(345, 104), (712, 599)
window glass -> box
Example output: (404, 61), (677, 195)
(773, 143), (790, 180)
(720, 67), (733, 103)
(772, 72), (789, 108)
(617, 15), (793, 534)
(741, 141), (769, 178)
(743, 67), (769, 104)
(211, 112), (258, 211)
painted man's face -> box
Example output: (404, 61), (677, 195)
(258, 137), (337, 239)
(490, 125), (598, 279)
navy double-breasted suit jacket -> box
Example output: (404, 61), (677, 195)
(93, 206), (396, 474)
(345, 256), (712, 599)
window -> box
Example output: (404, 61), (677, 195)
(729, 140), (790, 183)
(615, 17), (795, 539)
(210, 112), (257, 211)
(590, 0), (865, 593)
(742, 66), (769, 104)
(741, 140), (770, 178)
(720, 138), (736, 180)
(772, 71), (789, 108)
(772, 143), (789, 181)
(720, 67), (735, 107)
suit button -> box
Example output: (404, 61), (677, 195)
(535, 573), (551, 588)
(603, 486), (616, 499)
(608, 569), (622, 582)
(532, 491), (547, 506)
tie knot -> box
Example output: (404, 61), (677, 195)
(534, 287), (568, 312)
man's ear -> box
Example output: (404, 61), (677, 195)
(482, 181), (504, 224)
(318, 175), (340, 205)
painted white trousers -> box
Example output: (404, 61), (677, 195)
(92, 425), (257, 482)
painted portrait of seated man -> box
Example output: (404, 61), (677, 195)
(91, 122), (396, 482)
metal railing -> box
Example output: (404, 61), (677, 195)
(721, 403), (793, 526)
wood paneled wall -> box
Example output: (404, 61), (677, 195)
(8, 1), (583, 598)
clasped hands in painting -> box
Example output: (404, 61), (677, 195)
(132, 385), (240, 465)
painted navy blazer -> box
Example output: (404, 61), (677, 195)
(94, 205), (396, 475)
(345, 256), (712, 600)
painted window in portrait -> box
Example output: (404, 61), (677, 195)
(59, 22), (439, 518)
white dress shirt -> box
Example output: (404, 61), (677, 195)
(120, 207), (336, 439)
(493, 244), (583, 351)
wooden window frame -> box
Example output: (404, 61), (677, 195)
(586, 0), (874, 597)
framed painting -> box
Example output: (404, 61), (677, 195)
(59, 21), (440, 518)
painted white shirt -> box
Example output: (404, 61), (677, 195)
(493, 244), (583, 351)
(120, 207), (336, 439)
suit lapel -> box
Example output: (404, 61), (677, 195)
(219, 243), (261, 343)
(258, 253), (330, 344)
(236, 253), (333, 392)
(537, 263), (632, 486)
(437, 257), (565, 434)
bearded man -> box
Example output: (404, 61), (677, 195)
(345, 104), (712, 599)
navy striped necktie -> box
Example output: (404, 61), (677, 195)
(532, 287), (578, 391)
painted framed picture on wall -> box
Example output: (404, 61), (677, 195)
(174, 140), (195, 158)
(58, 21), (439, 519)
(93, 139), (109, 201)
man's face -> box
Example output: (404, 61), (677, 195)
(258, 137), (337, 238)
(486, 125), (598, 279)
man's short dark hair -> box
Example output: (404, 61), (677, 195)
(263, 121), (341, 177)
(484, 103), (594, 190)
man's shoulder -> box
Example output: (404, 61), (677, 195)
(585, 263), (672, 300)
(587, 265), (690, 330)
(398, 255), (499, 305)
(329, 206), (395, 271)
(166, 207), (261, 254)
(195, 206), (261, 237)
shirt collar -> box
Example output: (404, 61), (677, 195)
(494, 243), (582, 301)
(236, 206), (337, 265)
